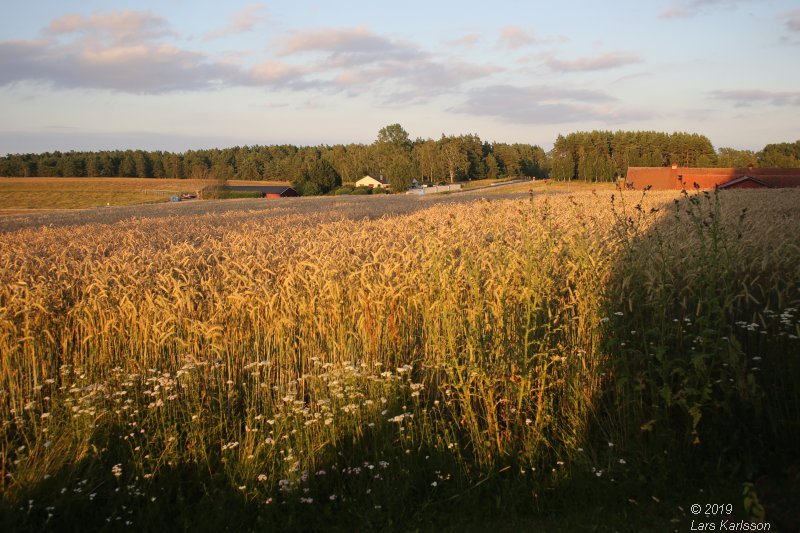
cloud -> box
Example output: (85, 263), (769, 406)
(0, 36), (243, 93)
(273, 27), (497, 99)
(325, 57), (499, 105)
(46, 10), (174, 44)
(546, 52), (642, 72)
(659, 0), (753, 19)
(205, 4), (269, 40)
(710, 89), (800, 107)
(248, 60), (320, 90)
(0, 10), (253, 93)
(612, 71), (652, 84)
(784, 9), (800, 33)
(374, 61), (500, 104)
(444, 34), (480, 47)
(451, 84), (647, 125)
(336, 56), (496, 89)
(0, 15), (496, 100)
(1, 10), (285, 94)
(277, 26), (422, 64)
(497, 26), (544, 49)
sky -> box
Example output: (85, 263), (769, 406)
(1, 0), (799, 155)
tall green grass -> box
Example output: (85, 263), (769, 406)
(604, 188), (800, 478)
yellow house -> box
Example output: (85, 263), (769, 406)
(355, 174), (390, 189)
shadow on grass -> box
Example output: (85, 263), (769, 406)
(0, 427), (733, 533)
(594, 187), (800, 530)
(0, 424), (543, 532)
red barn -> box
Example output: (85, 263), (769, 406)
(717, 176), (771, 190)
(626, 166), (800, 190)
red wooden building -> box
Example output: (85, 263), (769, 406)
(626, 166), (800, 190)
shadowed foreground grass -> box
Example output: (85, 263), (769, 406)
(1, 188), (798, 531)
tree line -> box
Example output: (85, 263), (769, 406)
(549, 132), (799, 182)
(0, 124), (546, 193)
(1, 126), (797, 191)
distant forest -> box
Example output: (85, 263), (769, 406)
(1, 126), (798, 191)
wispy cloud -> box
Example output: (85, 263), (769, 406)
(278, 27), (415, 57)
(205, 4), (269, 40)
(497, 26), (545, 49)
(710, 89), (800, 107)
(546, 52), (642, 72)
(273, 26), (498, 100)
(46, 10), (174, 44)
(498, 26), (534, 48)
(783, 9), (800, 33)
(451, 84), (648, 124)
(659, 0), (754, 19)
(249, 60), (316, 90)
(444, 34), (480, 47)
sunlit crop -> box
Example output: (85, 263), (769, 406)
(1, 189), (798, 530)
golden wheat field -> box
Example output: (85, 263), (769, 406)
(1, 188), (799, 530)
(0, 177), (289, 211)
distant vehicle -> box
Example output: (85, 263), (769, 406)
(170, 196), (181, 202)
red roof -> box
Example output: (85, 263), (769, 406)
(717, 176), (771, 189)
